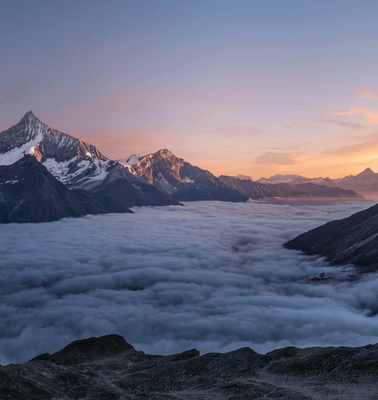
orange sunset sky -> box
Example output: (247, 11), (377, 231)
(1, 1), (378, 179)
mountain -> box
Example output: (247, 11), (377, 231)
(284, 202), (378, 273)
(219, 175), (363, 200)
(0, 112), (176, 208)
(132, 149), (248, 202)
(257, 174), (308, 184)
(119, 154), (140, 166)
(1, 334), (378, 399)
(235, 174), (253, 181)
(328, 168), (378, 192)
(258, 168), (378, 193)
(0, 155), (129, 223)
(0, 111), (110, 187)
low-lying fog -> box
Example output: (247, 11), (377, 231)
(1, 200), (378, 364)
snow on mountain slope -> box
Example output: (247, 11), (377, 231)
(0, 130), (43, 165)
(120, 154), (140, 166)
(0, 112), (178, 208)
(0, 111), (47, 165)
(0, 112), (113, 188)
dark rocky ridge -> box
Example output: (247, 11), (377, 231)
(219, 175), (364, 200)
(284, 202), (378, 273)
(0, 155), (131, 223)
(1, 334), (378, 399)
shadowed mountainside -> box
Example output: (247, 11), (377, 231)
(284, 202), (378, 273)
(0, 155), (131, 223)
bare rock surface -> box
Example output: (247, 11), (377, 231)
(1, 334), (378, 399)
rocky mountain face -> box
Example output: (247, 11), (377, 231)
(258, 168), (378, 193)
(133, 149), (248, 202)
(1, 334), (377, 400)
(219, 175), (363, 200)
(0, 155), (129, 223)
(0, 111), (110, 188)
(284, 202), (378, 273)
(0, 112), (177, 212)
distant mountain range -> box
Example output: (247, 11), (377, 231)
(219, 175), (362, 200)
(258, 168), (378, 193)
(0, 112), (367, 222)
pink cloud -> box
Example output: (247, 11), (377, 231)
(254, 151), (299, 166)
(324, 119), (366, 131)
(355, 86), (378, 99)
(332, 108), (378, 124)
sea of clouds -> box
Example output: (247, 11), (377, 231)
(1, 200), (378, 364)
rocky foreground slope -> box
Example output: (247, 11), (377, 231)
(284, 202), (378, 273)
(1, 334), (378, 399)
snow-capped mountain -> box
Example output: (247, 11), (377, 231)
(0, 111), (113, 189)
(235, 174), (253, 181)
(119, 154), (140, 167)
(257, 174), (308, 184)
(132, 149), (247, 202)
(0, 112), (176, 208)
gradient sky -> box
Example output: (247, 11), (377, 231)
(1, 0), (378, 179)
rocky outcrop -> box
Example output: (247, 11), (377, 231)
(284, 202), (378, 273)
(1, 334), (378, 399)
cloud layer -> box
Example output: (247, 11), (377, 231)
(1, 200), (378, 365)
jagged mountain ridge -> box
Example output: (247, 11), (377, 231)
(284, 202), (378, 273)
(0, 111), (111, 188)
(0, 155), (130, 223)
(132, 149), (248, 202)
(0, 112), (177, 209)
(1, 334), (378, 400)
(219, 175), (363, 200)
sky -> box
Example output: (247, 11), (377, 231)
(1, 0), (378, 178)
(1, 200), (377, 365)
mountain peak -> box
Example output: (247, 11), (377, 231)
(156, 148), (174, 157)
(21, 111), (39, 122)
(357, 167), (375, 177)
